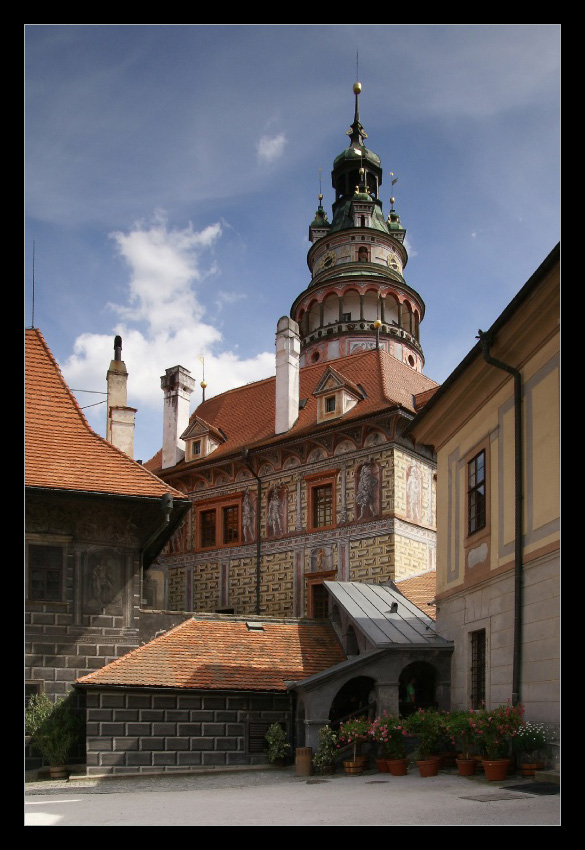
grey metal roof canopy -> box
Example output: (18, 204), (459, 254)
(324, 581), (451, 647)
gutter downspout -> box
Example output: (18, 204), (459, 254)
(477, 329), (523, 707)
(140, 493), (175, 607)
(243, 450), (262, 616)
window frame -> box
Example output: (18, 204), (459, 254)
(195, 495), (242, 551)
(467, 449), (487, 537)
(305, 470), (338, 532)
(470, 628), (487, 710)
(26, 541), (66, 603)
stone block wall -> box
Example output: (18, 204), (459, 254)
(84, 688), (292, 775)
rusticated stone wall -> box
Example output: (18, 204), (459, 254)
(84, 688), (292, 775)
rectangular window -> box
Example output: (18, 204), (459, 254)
(197, 499), (242, 550)
(341, 312), (351, 322)
(313, 484), (333, 528)
(28, 544), (63, 601)
(311, 583), (329, 619)
(200, 509), (217, 548)
(325, 395), (336, 413)
(223, 505), (239, 544)
(470, 629), (486, 710)
(467, 450), (486, 535)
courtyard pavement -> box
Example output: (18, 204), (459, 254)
(24, 763), (561, 826)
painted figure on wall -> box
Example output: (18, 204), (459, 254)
(242, 488), (256, 543)
(406, 464), (422, 523)
(355, 460), (380, 520)
(266, 487), (287, 538)
(311, 546), (332, 572)
(85, 551), (122, 614)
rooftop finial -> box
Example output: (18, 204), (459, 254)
(347, 80), (367, 148)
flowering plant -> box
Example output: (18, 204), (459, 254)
(445, 710), (480, 759)
(370, 713), (407, 760)
(338, 716), (370, 761)
(511, 721), (549, 760)
(472, 702), (524, 760)
(312, 725), (339, 771)
(404, 708), (442, 760)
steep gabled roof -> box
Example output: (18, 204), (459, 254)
(76, 617), (346, 692)
(146, 347), (439, 471)
(395, 570), (438, 620)
(25, 328), (186, 501)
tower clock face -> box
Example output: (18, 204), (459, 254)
(319, 250), (336, 271)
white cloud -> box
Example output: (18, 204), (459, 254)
(257, 133), (287, 165)
(61, 212), (275, 439)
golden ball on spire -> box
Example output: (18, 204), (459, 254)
(353, 82), (362, 94)
(374, 319), (382, 329)
(201, 380), (207, 389)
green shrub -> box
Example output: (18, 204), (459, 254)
(26, 693), (83, 766)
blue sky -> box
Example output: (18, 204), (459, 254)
(25, 24), (560, 464)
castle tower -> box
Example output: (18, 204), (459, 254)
(290, 82), (426, 373)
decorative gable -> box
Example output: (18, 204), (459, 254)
(313, 366), (365, 423)
(181, 417), (227, 462)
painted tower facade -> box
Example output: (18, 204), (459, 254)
(146, 85), (439, 620)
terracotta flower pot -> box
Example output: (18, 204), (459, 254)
(417, 758), (440, 777)
(456, 758), (477, 776)
(49, 765), (69, 779)
(386, 758), (408, 776)
(376, 758), (390, 773)
(482, 758), (511, 781)
(519, 761), (545, 777)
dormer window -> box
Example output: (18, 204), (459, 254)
(182, 417), (227, 461)
(313, 366), (365, 423)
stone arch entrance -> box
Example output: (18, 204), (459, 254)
(329, 675), (376, 729)
(399, 660), (438, 716)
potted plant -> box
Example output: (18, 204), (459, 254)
(265, 722), (291, 766)
(446, 710), (480, 776)
(512, 721), (549, 776)
(338, 716), (371, 775)
(312, 725), (339, 775)
(405, 708), (442, 776)
(25, 692), (82, 779)
(474, 702), (524, 780)
(370, 713), (409, 775)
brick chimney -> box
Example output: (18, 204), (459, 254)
(106, 335), (136, 458)
(160, 365), (195, 469)
(275, 316), (300, 435)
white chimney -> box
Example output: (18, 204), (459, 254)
(106, 335), (136, 458)
(160, 365), (195, 469)
(275, 316), (300, 435)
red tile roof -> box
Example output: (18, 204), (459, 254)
(146, 347), (439, 471)
(25, 328), (185, 500)
(395, 570), (437, 620)
(76, 617), (346, 691)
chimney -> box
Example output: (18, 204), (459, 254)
(160, 365), (195, 469)
(275, 316), (300, 435)
(106, 335), (136, 458)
